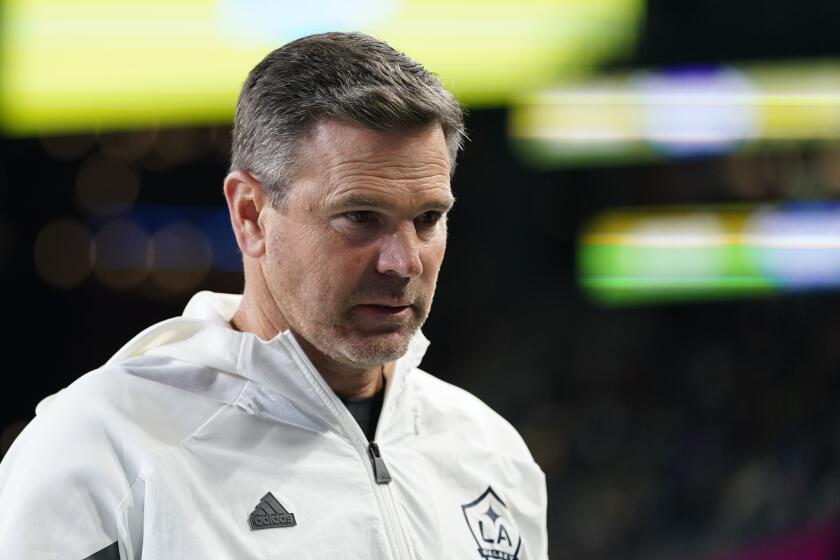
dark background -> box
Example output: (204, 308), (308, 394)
(4, 2), (840, 559)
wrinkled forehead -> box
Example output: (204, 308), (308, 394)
(291, 119), (453, 210)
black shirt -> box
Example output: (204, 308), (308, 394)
(340, 378), (386, 442)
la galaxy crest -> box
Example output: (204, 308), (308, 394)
(461, 486), (522, 560)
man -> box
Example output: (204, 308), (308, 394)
(0, 32), (547, 559)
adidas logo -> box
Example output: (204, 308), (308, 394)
(248, 492), (297, 530)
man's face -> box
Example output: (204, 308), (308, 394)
(259, 119), (454, 369)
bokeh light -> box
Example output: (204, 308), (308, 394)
(33, 218), (92, 289)
(39, 133), (96, 161)
(578, 203), (840, 304)
(150, 127), (214, 166)
(148, 222), (213, 294)
(91, 219), (150, 290)
(99, 129), (158, 162)
(511, 62), (840, 168)
(75, 157), (140, 217)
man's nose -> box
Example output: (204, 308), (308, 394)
(376, 223), (423, 277)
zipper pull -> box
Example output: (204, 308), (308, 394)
(368, 442), (392, 485)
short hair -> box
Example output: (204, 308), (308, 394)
(230, 32), (466, 209)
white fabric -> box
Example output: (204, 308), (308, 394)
(0, 291), (548, 559)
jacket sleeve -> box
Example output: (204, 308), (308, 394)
(523, 464), (549, 560)
(0, 392), (130, 559)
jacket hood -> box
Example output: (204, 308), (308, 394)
(108, 290), (430, 372)
(99, 290), (432, 444)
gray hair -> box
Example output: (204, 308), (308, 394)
(230, 32), (466, 209)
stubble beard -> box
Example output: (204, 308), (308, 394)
(269, 242), (436, 371)
(307, 299), (431, 370)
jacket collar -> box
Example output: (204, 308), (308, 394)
(113, 291), (430, 444)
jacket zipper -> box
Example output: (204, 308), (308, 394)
(283, 337), (413, 560)
(368, 442), (392, 484)
(369, 441), (417, 560)
(365, 440), (412, 560)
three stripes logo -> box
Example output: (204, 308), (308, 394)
(248, 492), (297, 530)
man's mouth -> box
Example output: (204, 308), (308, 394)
(355, 304), (412, 317)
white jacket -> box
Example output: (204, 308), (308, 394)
(0, 291), (548, 559)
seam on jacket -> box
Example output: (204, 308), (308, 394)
(179, 377), (251, 446)
(120, 359), (246, 406)
(114, 382), (247, 558)
(230, 379), (254, 414)
(235, 334), (247, 380)
(413, 395), (421, 436)
(282, 338), (347, 428)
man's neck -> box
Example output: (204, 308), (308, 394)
(297, 336), (389, 400)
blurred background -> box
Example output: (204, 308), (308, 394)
(2, 0), (840, 558)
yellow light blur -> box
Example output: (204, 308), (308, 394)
(511, 62), (840, 166)
(0, 0), (641, 134)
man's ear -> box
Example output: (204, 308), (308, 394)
(223, 170), (270, 258)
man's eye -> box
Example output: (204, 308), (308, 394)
(344, 211), (377, 224)
(416, 211), (443, 226)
